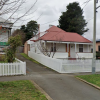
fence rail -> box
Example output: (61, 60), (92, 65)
(61, 59), (100, 73)
(28, 51), (100, 73)
(28, 51), (62, 73)
(0, 59), (26, 76)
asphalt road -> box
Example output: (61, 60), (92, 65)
(0, 53), (100, 100)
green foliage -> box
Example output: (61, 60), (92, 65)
(5, 35), (22, 62)
(8, 35), (22, 50)
(20, 25), (26, 31)
(12, 29), (26, 45)
(27, 20), (38, 35)
(96, 51), (100, 59)
(0, 80), (47, 100)
(5, 49), (15, 62)
(58, 2), (89, 35)
(77, 74), (100, 87)
(20, 20), (38, 41)
(0, 55), (5, 61)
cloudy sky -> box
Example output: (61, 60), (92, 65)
(11, 0), (100, 40)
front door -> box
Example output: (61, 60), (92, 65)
(66, 44), (70, 57)
(70, 44), (75, 58)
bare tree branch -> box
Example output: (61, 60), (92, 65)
(0, 0), (38, 45)
(37, 33), (64, 58)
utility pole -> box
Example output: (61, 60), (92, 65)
(92, 0), (96, 74)
(92, 0), (100, 74)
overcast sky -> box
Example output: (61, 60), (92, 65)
(12, 0), (100, 40)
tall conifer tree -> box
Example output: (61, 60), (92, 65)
(58, 2), (88, 35)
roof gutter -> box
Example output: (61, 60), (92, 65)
(44, 40), (92, 44)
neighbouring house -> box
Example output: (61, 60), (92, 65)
(24, 39), (33, 55)
(27, 25), (93, 59)
(96, 39), (100, 52)
(0, 17), (13, 54)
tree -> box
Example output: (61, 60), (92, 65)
(58, 2), (89, 35)
(0, 0), (38, 27)
(27, 20), (38, 35)
(0, 0), (38, 61)
(20, 20), (38, 41)
(12, 29), (26, 45)
(5, 35), (22, 62)
(0, 0), (38, 44)
(37, 36), (64, 58)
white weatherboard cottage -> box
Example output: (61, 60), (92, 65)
(29, 25), (93, 59)
(0, 17), (13, 54)
(27, 26), (100, 73)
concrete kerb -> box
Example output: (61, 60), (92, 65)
(76, 77), (100, 90)
(30, 80), (53, 100)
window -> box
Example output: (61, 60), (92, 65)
(79, 44), (83, 52)
(51, 43), (56, 52)
(98, 46), (100, 51)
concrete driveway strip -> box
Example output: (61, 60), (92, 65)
(2, 53), (100, 100)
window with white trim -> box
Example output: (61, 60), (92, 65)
(79, 44), (83, 52)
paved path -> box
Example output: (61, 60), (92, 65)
(0, 53), (100, 100)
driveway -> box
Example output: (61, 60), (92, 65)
(0, 53), (100, 100)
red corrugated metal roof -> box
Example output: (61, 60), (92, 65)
(36, 26), (92, 43)
(46, 25), (65, 32)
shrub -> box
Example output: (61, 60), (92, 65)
(5, 35), (22, 62)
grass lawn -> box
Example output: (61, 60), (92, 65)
(21, 53), (40, 64)
(76, 74), (100, 87)
(0, 80), (47, 100)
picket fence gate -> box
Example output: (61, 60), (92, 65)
(0, 59), (26, 76)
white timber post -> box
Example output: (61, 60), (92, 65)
(67, 43), (69, 58)
(75, 43), (76, 52)
(52, 42), (54, 57)
(75, 43), (76, 58)
(88, 44), (89, 52)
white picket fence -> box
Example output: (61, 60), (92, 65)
(28, 51), (62, 73)
(0, 59), (26, 76)
(28, 51), (100, 73)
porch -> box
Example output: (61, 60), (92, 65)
(43, 41), (93, 59)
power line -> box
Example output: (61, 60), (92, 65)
(87, 17), (93, 22)
(36, 12), (43, 21)
(81, 0), (91, 6)
(13, 0), (93, 27)
(41, 20), (58, 25)
(82, 0), (91, 9)
(40, 0), (92, 26)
